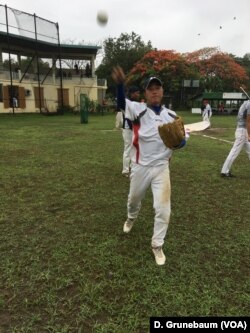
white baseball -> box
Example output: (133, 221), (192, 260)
(97, 10), (108, 26)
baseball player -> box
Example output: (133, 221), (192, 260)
(112, 66), (185, 265)
(221, 100), (250, 177)
(121, 86), (142, 177)
(202, 100), (212, 122)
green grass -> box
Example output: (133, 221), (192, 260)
(0, 112), (249, 333)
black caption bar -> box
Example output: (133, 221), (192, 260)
(150, 317), (249, 331)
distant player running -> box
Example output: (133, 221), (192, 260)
(202, 100), (212, 123)
(221, 100), (250, 177)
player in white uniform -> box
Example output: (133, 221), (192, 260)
(112, 66), (186, 265)
(202, 100), (212, 122)
(221, 100), (250, 177)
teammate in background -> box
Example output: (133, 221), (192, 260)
(221, 100), (250, 177)
(112, 66), (185, 266)
(121, 86), (141, 177)
(202, 100), (212, 122)
(12, 96), (18, 109)
(218, 102), (224, 113)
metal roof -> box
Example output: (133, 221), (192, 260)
(191, 92), (247, 101)
(202, 92), (223, 99)
(0, 31), (101, 60)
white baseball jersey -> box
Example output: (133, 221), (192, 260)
(126, 101), (176, 166)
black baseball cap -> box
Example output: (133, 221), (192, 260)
(144, 77), (163, 90)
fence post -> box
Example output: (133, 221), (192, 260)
(80, 94), (89, 124)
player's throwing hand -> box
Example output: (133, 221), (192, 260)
(112, 66), (126, 84)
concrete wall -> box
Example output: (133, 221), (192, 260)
(0, 72), (106, 113)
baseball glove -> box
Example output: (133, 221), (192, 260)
(158, 116), (186, 150)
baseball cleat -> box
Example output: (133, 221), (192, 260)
(123, 219), (134, 233)
(221, 172), (236, 178)
(152, 246), (166, 265)
(122, 172), (130, 178)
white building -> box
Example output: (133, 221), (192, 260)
(0, 5), (107, 114)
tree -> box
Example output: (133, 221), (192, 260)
(233, 53), (250, 92)
(183, 47), (220, 62)
(95, 32), (153, 95)
(184, 48), (249, 91)
(3, 57), (50, 74)
(126, 50), (198, 108)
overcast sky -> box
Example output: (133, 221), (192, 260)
(2, 0), (249, 61)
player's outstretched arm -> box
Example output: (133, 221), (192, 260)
(112, 66), (125, 84)
(112, 66), (126, 111)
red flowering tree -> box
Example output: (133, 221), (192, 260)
(184, 48), (249, 91)
(127, 50), (196, 92)
(125, 48), (249, 107)
(126, 50), (199, 107)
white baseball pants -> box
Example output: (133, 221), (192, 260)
(127, 162), (171, 247)
(202, 110), (211, 122)
(122, 129), (133, 174)
(221, 128), (250, 174)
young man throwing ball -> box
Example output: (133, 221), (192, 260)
(112, 66), (186, 265)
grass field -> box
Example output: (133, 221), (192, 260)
(0, 112), (249, 333)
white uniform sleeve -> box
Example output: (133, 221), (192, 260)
(246, 101), (250, 115)
(124, 98), (131, 119)
(125, 100), (146, 120)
